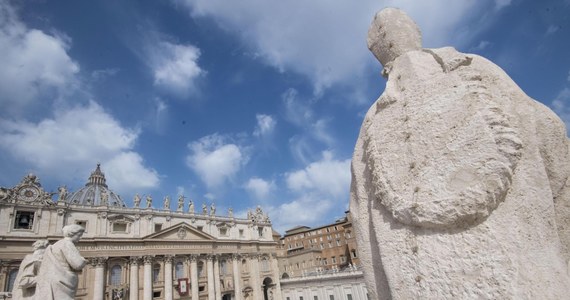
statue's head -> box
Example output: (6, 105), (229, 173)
(62, 224), (85, 243)
(367, 8), (422, 66)
(32, 239), (49, 251)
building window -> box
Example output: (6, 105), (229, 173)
(351, 249), (357, 258)
(258, 226), (264, 237)
(198, 261), (204, 277)
(75, 220), (87, 232)
(323, 259), (328, 265)
(241, 259), (248, 273)
(239, 229), (244, 237)
(154, 223), (162, 232)
(175, 262), (184, 279)
(336, 240), (341, 246)
(314, 296), (318, 300)
(340, 255), (346, 263)
(261, 258), (269, 272)
(219, 227), (228, 236)
(110, 265), (122, 286)
(112, 222), (127, 233)
(332, 257), (336, 264)
(300, 297), (304, 300)
(329, 296), (334, 300)
(14, 211), (34, 230)
(153, 264), (161, 282)
(347, 294), (353, 300)
(6, 269), (18, 292)
(220, 260), (228, 275)
(153, 291), (161, 298)
(197, 226), (203, 231)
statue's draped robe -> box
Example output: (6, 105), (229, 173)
(12, 253), (41, 299)
(350, 47), (570, 299)
(36, 239), (86, 300)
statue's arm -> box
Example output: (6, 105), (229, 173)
(63, 241), (87, 271)
(17, 258), (37, 288)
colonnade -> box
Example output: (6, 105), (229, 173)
(88, 253), (282, 300)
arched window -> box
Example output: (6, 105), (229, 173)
(220, 260), (227, 275)
(153, 264), (161, 283)
(197, 261), (204, 277)
(241, 259), (248, 273)
(175, 262), (184, 279)
(110, 265), (122, 286)
(6, 269), (18, 292)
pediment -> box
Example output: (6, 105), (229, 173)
(143, 222), (215, 241)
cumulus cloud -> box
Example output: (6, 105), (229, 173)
(0, 101), (159, 194)
(177, 0), (491, 95)
(0, 1), (79, 113)
(253, 114), (276, 138)
(244, 177), (275, 200)
(150, 42), (204, 99)
(186, 134), (246, 188)
(551, 87), (570, 135)
(269, 195), (334, 233)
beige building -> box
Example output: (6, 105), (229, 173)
(0, 165), (282, 300)
(278, 212), (360, 279)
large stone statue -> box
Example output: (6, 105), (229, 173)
(36, 224), (87, 300)
(164, 195), (170, 210)
(12, 240), (49, 299)
(133, 193), (141, 208)
(350, 8), (570, 299)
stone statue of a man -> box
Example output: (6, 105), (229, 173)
(12, 239), (50, 299)
(350, 8), (570, 299)
(36, 224), (87, 300)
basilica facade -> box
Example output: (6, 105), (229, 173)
(0, 165), (281, 300)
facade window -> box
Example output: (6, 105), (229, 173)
(340, 255), (346, 263)
(241, 259), (248, 273)
(110, 265), (122, 286)
(219, 227), (228, 236)
(198, 261), (204, 277)
(258, 226), (264, 237)
(175, 262), (184, 278)
(239, 229), (244, 237)
(154, 223), (162, 232)
(75, 220), (87, 232)
(329, 296), (334, 300)
(14, 211), (34, 230)
(351, 249), (357, 258)
(197, 226), (203, 231)
(300, 297), (304, 300)
(328, 242), (332, 248)
(332, 256), (336, 264)
(112, 222), (127, 233)
(6, 269), (18, 292)
(261, 259), (270, 272)
(347, 294), (353, 300)
(336, 240), (341, 246)
(220, 260), (228, 275)
(314, 297), (318, 300)
(153, 264), (161, 282)
(323, 259), (328, 265)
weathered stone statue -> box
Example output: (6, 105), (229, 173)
(210, 203), (216, 216)
(146, 195), (152, 208)
(188, 199), (195, 213)
(36, 224), (87, 300)
(350, 8), (570, 299)
(164, 195), (170, 210)
(202, 203), (208, 215)
(133, 193), (141, 208)
(177, 195), (185, 211)
(57, 186), (67, 202)
(12, 240), (49, 299)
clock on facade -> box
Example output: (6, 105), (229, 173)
(18, 186), (39, 202)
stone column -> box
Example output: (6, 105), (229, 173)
(250, 255), (263, 300)
(90, 257), (107, 300)
(271, 254), (283, 300)
(129, 257), (140, 300)
(189, 255), (199, 300)
(206, 255), (215, 300)
(232, 254), (242, 300)
(143, 256), (153, 300)
(164, 255), (174, 300)
(214, 255), (222, 300)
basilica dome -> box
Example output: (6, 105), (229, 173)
(67, 164), (126, 207)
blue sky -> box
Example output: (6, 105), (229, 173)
(0, 0), (569, 233)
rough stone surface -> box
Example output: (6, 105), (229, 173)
(351, 8), (570, 300)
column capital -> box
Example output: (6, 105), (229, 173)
(232, 253), (241, 261)
(205, 254), (214, 261)
(187, 254), (199, 262)
(129, 256), (142, 265)
(164, 255), (174, 263)
(143, 255), (154, 264)
(89, 257), (108, 267)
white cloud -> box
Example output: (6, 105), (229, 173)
(546, 25), (559, 36)
(244, 177), (275, 200)
(471, 40), (491, 52)
(0, 1), (79, 114)
(0, 101), (159, 194)
(269, 195), (334, 233)
(151, 41), (204, 99)
(178, 0), (489, 95)
(186, 134), (246, 188)
(494, 0), (512, 10)
(253, 114), (276, 138)
(286, 151), (351, 198)
(552, 87), (570, 135)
